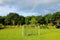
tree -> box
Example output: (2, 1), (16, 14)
(36, 16), (43, 24)
(44, 14), (53, 24)
(53, 12), (60, 25)
(17, 16), (25, 25)
(0, 16), (5, 25)
(30, 16), (37, 24)
(25, 16), (31, 25)
(5, 13), (19, 25)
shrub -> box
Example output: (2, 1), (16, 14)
(0, 24), (5, 29)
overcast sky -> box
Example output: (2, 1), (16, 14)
(0, 0), (60, 16)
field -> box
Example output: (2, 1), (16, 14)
(40, 29), (60, 40)
(0, 28), (60, 40)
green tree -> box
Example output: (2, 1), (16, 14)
(36, 16), (43, 24)
(0, 16), (5, 25)
(25, 16), (31, 25)
(5, 13), (19, 25)
(30, 16), (37, 24)
(44, 14), (53, 24)
(53, 12), (60, 25)
(17, 16), (25, 25)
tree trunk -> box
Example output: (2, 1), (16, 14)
(12, 20), (15, 25)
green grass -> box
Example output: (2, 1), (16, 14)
(0, 28), (40, 40)
(0, 28), (22, 40)
(40, 29), (60, 40)
(0, 28), (60, 40)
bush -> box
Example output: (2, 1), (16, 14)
(0, 24), (5, 29)
(40, 24), (48, 29)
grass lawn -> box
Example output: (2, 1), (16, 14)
(40, 29), (60, 40)
(0, 28), (60, 40)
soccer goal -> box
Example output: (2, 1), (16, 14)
(22, 25), (40, 36)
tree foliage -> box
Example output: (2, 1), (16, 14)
(0, 12), (60, 26)
(30, 16), (37, 24)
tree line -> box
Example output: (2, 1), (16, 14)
(0, 12), (60, 25)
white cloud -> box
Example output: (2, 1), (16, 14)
(0, 0), (4, 4)
(0, 0), (60, 16)
(0, 0), (59, 10)
(39, 0), (58, 4)
(0, 6), (18, 16)
(18, 11), (40, 16)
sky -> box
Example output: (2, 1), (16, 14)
(0, 0), (60, 16)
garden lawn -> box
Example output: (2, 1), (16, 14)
(40, 29), (60, 40)
(0, 28), (60, 40)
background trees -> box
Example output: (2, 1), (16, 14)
(30, 16), (37, 25)
(25, 16), (31, 25)
(53, 12), (60, 25)
(44, 14), (53, 24)
(17, 15), (25, 25)
(5, 13), (20, 25)
(0, 16), (5, 25)
(0, 12), (60, 26)
(36, 16), (43, 24)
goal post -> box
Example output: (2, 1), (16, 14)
(38, 26), (40, 35)
(22, 25), (24, 36)
(22, 25), (40, 36)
